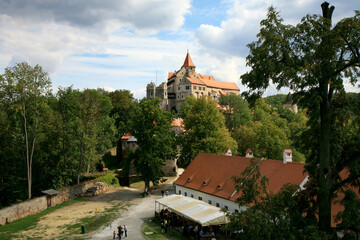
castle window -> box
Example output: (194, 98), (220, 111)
(224, 206), (228, 210)
(235, 209), (239, 213)
(191, 194), (194, 198)
(186, 86), (190, 90)
(184, 192), (187, 196)
(193, 86), (196, 90)
(208, 200), (212, 205)
(150, 91), (153, 96)
(203, 87), (205, 91)
(198, 196), (202, 200)
(179, 190), (181, 195)
(178, 86), (180, 90)
(216, 203), (220, 207)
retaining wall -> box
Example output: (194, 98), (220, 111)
(0, 180), (107, 225)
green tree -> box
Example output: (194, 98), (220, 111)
(179, 96), (237, 167)
(131, 98), (177, 190)
(218, 94), (252, 131)
(241, 3), (360, 231)
(0, 62), (51, 199)
(108, 90), (134, 163)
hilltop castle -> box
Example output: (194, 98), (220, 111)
(146, 52), (240, 111)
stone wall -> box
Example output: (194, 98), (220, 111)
(0, 196), (47, 225)
(0, 180), (108, 225)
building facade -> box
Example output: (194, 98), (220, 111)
(146, 52), (240, 111)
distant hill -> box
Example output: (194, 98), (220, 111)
(264, 94), (287, 108)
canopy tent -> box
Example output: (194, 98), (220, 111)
(155, 194), (229, 226)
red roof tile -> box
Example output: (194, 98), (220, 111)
(174, 153), (307, 202)
(284, 149), (292, 153)
(183, 52), (195, 67)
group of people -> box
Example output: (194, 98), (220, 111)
(161, 190), (169, 198)
(113, 224), (127, 239)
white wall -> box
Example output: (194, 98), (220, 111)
(174, 184), (247, 213)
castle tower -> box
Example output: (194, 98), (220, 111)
(146, 82), (156, 99)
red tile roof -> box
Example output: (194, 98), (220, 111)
(121, 133), (131, 140)
(168, 72), (175, 79)
(186, 77), (205, 85)
(174, 153), (307, 202)
(284, 149), (292, 153)
(197, 75), (240, 91)
(183, 52), (195, 67)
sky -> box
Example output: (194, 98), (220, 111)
(0, 0), (359, 99)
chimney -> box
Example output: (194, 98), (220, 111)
(225, 149), (232, 156)
(245, 149), (253, 158)
(283, 149), (292, 163)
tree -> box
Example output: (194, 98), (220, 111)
(131, 98), (177, 190)
(179, 96), (237, 167)
(241, 3), (360, 231)
(108, 90), (134, 163)
(0, 62), (51, 199)
(218, 94), (252, 131)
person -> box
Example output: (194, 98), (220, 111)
(117, 225), (122, 239)
(165, 190), (169, 196)
(123, 224), (127, 238)
(164, 219), (168, 233)
(113, 231), (116, 239)
(161, 223), (164, 233)
(148, 188), (151, 197)
(161, 190), (165, 197)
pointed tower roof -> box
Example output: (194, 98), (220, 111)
(182, 51), (195, 68)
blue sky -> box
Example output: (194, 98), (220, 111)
(0, 0), (359, 99)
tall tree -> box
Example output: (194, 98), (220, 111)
(108, 90), (134, 163)
(241, 3), (360, 231)
(131, 98), (177, 190)
(179, 96), (237, 167)
(0, 62), (51, 199)
(218, 94), (252, 131)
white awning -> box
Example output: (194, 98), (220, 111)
(155, 194), (229, 226)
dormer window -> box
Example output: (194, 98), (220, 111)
(187, 178), (191, 182)
(202, 181), (207, 186)
(217, 185), (223, 190)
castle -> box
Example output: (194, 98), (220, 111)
(146, 52), (240, 111)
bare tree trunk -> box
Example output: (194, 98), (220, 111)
(23, 102), (31, 199)
(77, 133), (85, 185)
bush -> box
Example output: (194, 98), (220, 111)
(98, 174), (119, 187)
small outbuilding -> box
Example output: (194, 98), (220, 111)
(41, 189), (60, 208)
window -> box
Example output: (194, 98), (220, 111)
(203, 87), (205, 91)
(216, 203), (220, 207)
(208, 200), (212, 205)
(235, 209), (239, 213)
(150, 91), (153, 96)
(191, 194), (194, 198)
(287, 153), (291, 156)
(179, 190), (181, 195)
(184, 192), (187, 196)
(186, 86), (190, 90)
(193, 86), (197, 90)
(178, 86), (180, 90)
(224, 206), (228, 210)
(198, 196), (202, 200)
(165, 92), (167, 96)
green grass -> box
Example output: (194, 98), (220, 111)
(0, 198), (85, 240)
(141, 218), (188, 240)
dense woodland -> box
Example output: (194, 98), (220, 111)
(1, 2), (359, 238)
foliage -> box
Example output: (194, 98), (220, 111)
(98, 174), (120, 186)
(179, 96), (237, 167)
(218, 94), (252, 131)
(241, 3), (360, 231)
(0, 62), (51, 200)
(131, 98), (177, 190)
(264, 94), (287, 108)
